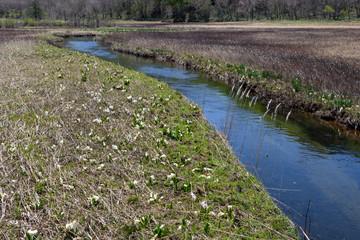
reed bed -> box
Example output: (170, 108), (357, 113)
(0, 29), (49, 43)
(104, 26), (360, 99)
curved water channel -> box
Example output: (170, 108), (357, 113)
(63, 37), (360, 240)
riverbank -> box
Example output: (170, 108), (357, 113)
(0, 35), (297, 238)
(97, 25), (360, 133)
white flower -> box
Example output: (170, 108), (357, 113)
(192, 168), (201, 172)
(134, 219), (141, 225)
(209, 211), (216, 216)
(201, 201), (208, 209)
(133, 180), (139, 185)
(26, 229), (38, 236)
(160, 154), (167, 159)
(63, 184), (74, 190)
(227, 205), (233, 210)
(112, 145), (118, 150)
(150, 175), (155, 180)
(203, 167), (213, 172)
(149, 191), (158, 202)
(167, 173), (176, 180)
(66, 220), (78, 232)
(0, 188), (7, 198)
(190, 192), (197, 201)
(199, 175), (211, 179)
(218, 211), (225, 217)
(150, 192), (158, 199)
(84, 146), (93, 151)
(98, 164), (105, 170)
(93, 118), (102, 124)
(177, 225), (182, 231)
(9, 220), (18, 226)
(9, 143), (16, 152)
(92, 195), (100, 202)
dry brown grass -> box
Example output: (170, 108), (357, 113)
(113, 21), (360, 30)
(0, 29), (49, 43)
(105, 25), (360, 98)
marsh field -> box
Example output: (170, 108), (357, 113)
(108, 23), (360, 96)
(0, 25), (300, 239)
(1, 22), (360, 239)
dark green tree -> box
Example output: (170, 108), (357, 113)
(29, 0), (44, 19)
(169, 0), (189, 22)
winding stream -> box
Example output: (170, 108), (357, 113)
(63, 37), (360, 240)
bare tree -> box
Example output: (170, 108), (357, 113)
(1, 0), (360, 25)
(131, 0), (155, 19)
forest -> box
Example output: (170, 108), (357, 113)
(1, 0), (360, 26)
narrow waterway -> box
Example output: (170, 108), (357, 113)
(63, 37), (360, 240)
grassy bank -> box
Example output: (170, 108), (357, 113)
(98, 24), (360, 131)
(0, 35), (297, 239)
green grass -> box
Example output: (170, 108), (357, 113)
(96, 27), (178, 33)
(0, 38), (298, 239)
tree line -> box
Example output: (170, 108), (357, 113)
(1, 0), (360, 26)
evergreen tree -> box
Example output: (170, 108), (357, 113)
(29, 0), (44, 20)
(169, 0), (189, 22)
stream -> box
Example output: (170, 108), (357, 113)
(63, 37), (360, 240)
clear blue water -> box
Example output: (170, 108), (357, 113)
(63, 37), (360, 240)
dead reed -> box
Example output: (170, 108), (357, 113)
(0, 29), (49, 43)
(104, 26), (360, 99)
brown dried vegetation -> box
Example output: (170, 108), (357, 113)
(105, 26), (360, 98)
(0, 29), (48, 43)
